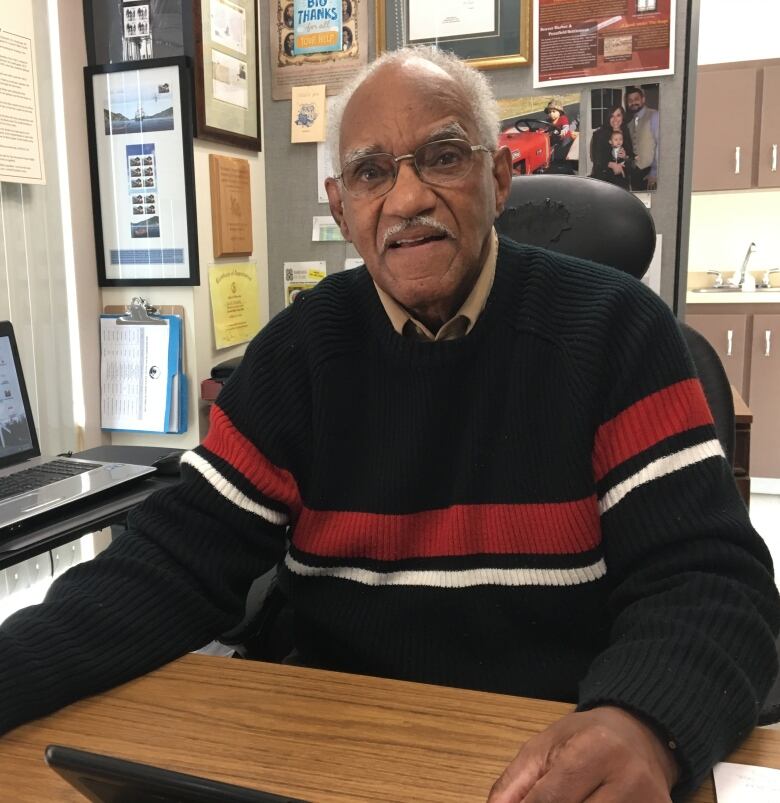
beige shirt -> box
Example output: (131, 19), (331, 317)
(374, 229), (498, 341)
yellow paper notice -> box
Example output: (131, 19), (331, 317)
(291, 84), (326, 143)
(208, 262), (261, 350)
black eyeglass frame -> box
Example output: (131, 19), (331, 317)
(335, 138), (493, 198)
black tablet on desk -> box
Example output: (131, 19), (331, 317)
(45, 745), (309, 803)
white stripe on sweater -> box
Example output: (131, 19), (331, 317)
(285, 553), (606, 588)
(599, 439), (724, 515)
(181, 451), (289, 526)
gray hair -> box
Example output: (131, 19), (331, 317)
(327, 46), (500, 171)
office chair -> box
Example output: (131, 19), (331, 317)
(494, 174), (735, 466)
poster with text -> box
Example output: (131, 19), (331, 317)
(270, 0), (366, 100)
(533, 0), (675, 88)
(0, 1), (45, 184)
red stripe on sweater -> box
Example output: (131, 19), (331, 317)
(292, 498), (600, 560)
(592, 378), (713, 482)
(203, 405), (302, 518)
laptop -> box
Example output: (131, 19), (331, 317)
(45, 745), (309, 802)
(0, 320), (156, 531)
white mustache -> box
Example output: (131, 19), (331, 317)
(382, 216), (455, 251)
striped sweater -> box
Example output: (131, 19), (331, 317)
(1, 239), (778, 794)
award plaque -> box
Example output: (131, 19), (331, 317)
(209, 154), (253, 257)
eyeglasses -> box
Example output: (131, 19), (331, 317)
(336, 138), (492, 199)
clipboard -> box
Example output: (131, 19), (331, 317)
(100, 298), (188, 434)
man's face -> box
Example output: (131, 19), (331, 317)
(325, 60), (511, 328)
(626, 92), (645, 113)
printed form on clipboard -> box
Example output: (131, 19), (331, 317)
(100, 300), (187, 434)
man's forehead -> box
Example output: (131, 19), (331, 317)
(340, 63), (475, 154)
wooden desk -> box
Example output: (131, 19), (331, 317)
(1, 654), (779, 802)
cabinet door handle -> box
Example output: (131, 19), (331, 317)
(726, 329), (733, 357)
(735, 146), (741, 174)
(766, 330), (772, 357)
(773, 144), (778, 172)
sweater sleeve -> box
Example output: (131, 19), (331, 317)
(576, 285), (780, 795)
(0, 309), (309, 736)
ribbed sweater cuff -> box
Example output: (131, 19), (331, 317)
(577, 641), (758, 797)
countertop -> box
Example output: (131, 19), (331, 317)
(686, 290), (780, 304)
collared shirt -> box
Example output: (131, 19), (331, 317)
(374, 228), (498, 341)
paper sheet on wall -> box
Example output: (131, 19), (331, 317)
(208, 262), (261, 349)
(100, 316), (184, 433)
(284, 261), (326, 306)
(312, 215), (343, 241)
(713, 761), (780, 803)
(641, 234), (662, 295)
(291, 83), (326, 143)
(0, 1), (46, 184)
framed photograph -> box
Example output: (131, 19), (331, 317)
(85, 58), (199, 286)
(193, 0), (261, 151)
(82, 0), (194, 65)
(375, 0), (531, 70)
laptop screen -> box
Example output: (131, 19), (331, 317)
(0, 321), (40, 468)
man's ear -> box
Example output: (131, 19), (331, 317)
(492, 146), (513, 217)
(325, 177), (352, 242)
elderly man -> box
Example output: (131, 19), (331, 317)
(0, 47), (778, 802)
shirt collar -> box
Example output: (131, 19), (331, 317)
(374, 228), (498, 341)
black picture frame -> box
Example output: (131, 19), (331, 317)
(192, 0), (261, 151)
(85, 57), (200, 287)
(376, 0), (531, 69)
(82, 0), (194, 66)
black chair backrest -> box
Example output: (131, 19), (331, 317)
(495, 175), (735, 466)
(495, 175), (657, 279)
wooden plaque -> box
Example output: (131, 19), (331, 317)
(209, 154), (253, 258)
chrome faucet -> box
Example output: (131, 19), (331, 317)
(728, 242), (757, 287)
(759, 267), (780, 288)
(705, 269), (724, 288)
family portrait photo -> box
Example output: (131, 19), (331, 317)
(588, 83), (660, 191)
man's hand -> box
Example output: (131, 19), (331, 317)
(646, 176), (658, 190)
(487, 706), (679, 802)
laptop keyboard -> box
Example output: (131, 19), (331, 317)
(0, 459), (103, 502)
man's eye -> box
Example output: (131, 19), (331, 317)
(352, 161), (390, 183)
(427, 145), (466, 169)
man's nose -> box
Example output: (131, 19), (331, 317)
(381, 158), (437, 219)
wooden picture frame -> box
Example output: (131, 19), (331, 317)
(375, 0), (531, 70)
(85, 58), (200, 287)
(82, 0), (194, 66)
(193, 0), (262, 151)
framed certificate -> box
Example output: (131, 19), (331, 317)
(84, 58), (200, 286)
(193, 0), (262, 151)
(376, 0), (531, 70)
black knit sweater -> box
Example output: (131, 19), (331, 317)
(1, 238), (778, 794)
